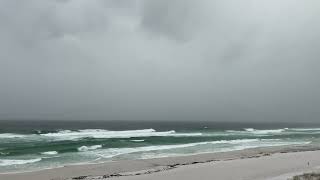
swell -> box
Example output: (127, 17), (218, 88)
(0, 158), (42, 166)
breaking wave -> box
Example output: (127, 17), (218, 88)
(244, 128), (285, 134)
(226, 127), (320, 135)
(95, 139), (309, 159)
(40, 129), (202, 140)
(78, 145), (102, 152)
(0, 133), (28, 139)
(130, 139), (145, 142)
(41, 151), (58, 155)
(1, 127), (320, 142)
(0, 158), (42, 166)
(289, 128), (320, 131)
(96, 139), (259, 158)
(0, 129), (203, 141)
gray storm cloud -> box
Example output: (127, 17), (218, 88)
(0, 0), (319, 122)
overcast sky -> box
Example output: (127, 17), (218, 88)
(0, 0), (319, 122)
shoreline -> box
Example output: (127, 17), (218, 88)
(1, 145), (320, 180)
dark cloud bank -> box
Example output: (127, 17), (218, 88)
(0, 0), (319, 122)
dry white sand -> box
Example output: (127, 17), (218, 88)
(0, 145), (319, 180)
(114, 150), (320, 180)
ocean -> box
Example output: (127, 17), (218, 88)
(0, 120), (319, 173)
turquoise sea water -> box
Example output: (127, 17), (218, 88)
(0, 121), (319, 173)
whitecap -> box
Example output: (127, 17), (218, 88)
(289, 128), (320, 131)
(240, 128), (286, 134)
(130, 140), (145, 142)
(0, 133), (27, 139)
(41, 151), (58, 155)
(78, 145), (102, 152)
(40, 129), (202, 140)
(244, 128), (255, 132)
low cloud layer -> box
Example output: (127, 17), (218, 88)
(1, 0), (320, 122)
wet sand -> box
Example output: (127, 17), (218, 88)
(1, 145), (320, 180)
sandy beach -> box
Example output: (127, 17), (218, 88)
(1, 145), (320, 180)
(114, 148), (320, 180)
(1, 0), (320, 179)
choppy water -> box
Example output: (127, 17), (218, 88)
(0, 121), (319, 173)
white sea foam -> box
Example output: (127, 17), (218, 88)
(130, 139), (145, 142)
(41, 151), (58, 155)
(244, 128), (285, 134)
(78, 145), (102, 152)
(219, 140), (311, 153)
(289, 128), (320, 131)
(96, 139), (309, 159)
(225, 129), (285, 135)
(225, 127), (320, 136)
(243, 127), (320, 134)
(40, 129), (202, 140)
(0, 158), (42, 166)
(95, 139), (261, 158)
(2, 127), (320, 142)
(244, 128), (255, 132)
(0, 133), (27, 139)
